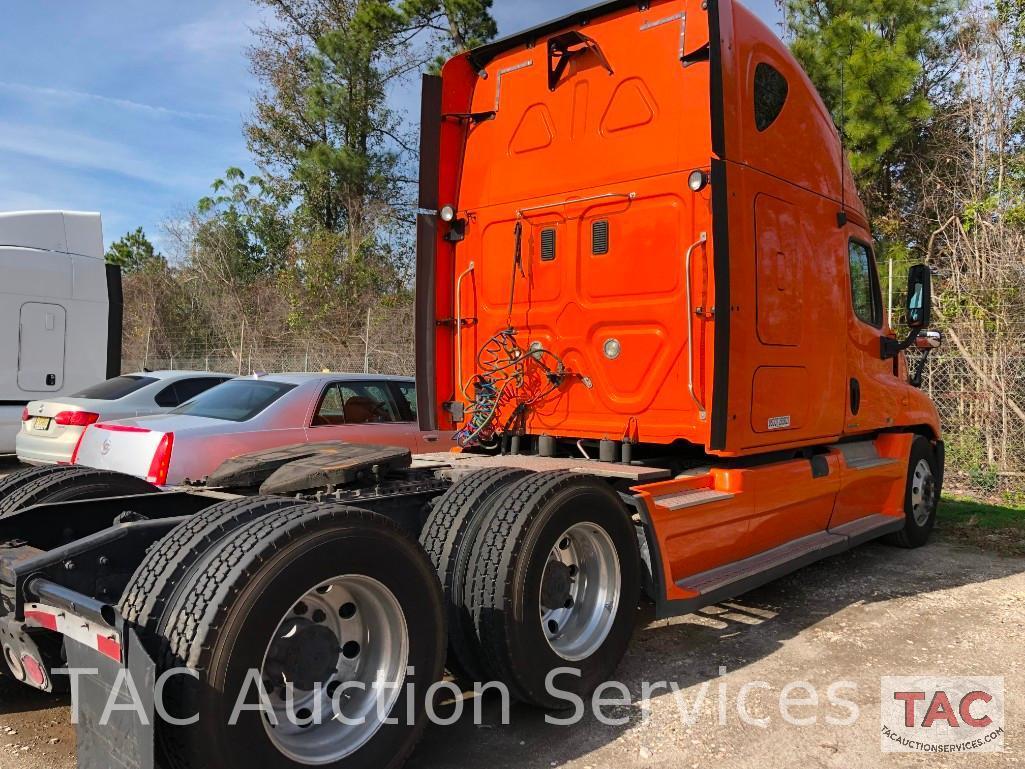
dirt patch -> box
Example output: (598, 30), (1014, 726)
(938, 499), (1025, 557)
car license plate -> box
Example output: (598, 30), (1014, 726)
(33, 416), (51, 431)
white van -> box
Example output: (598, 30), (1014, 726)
(0, 211), (119, 454)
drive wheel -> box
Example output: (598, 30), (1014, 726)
(0, 467), (158, 518)
(887, 436), (940, 549)
(419, 467), (532, 684)
(156, 503), (445, 769)
(465, 472), (640, 708)
(119, 495), (307, 647)
(0, 465), (82, 500)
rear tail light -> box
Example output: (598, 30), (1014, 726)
(54, 411), (100, 427)
(20, 407), (29, 422)
(96, 423), (150, 433)
(146, 433), (174, 485)
(70, 426), (89, 465)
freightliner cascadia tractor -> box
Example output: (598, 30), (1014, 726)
(0, 1), (944, 768)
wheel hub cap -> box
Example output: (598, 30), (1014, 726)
(539, 522), (622, 662)
(541, 561), (573, 610)
(259, 575), (409, 765)
(910, 458), (936, 527)
(266, 620), (340, 692)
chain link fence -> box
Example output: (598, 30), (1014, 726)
(123, 307), (416, 379)
(126, 324), (1020, 505)
(923, 352), (1025, 505)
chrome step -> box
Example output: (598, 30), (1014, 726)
(840, 441), (900, 471)
(675, 514), (903, 598)
(652, 488), (735, 511)
(677, 531), (842, 595)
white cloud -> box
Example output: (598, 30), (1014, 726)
(0, 80), (224, 122)
(167, 6), (264, 58)
(0, 123), (200, 187)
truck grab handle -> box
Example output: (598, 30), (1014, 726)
(686, 232), (709, 421)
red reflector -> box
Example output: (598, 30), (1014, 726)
(146, 432), (174, 485)
(21, 655), (46, 687)
(96, 423), (151, 433)
(21, 407), (29, 422)
(54, 411), (100, 427)
(70, 425), (89, 465)
(24, 610), (58, 631)
(96, 635), (122, 663)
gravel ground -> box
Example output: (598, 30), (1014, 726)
(0, 456), (1021, 769)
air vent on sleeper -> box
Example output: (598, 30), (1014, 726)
(540, 228), (557, 261)
(592, 220), (609, 255)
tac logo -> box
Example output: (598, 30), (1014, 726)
(881, 676), (1004, 753)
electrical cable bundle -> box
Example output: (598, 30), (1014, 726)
(455, 328), (568, 448)
(454, 220), (571, 448)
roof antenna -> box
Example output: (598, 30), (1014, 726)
(837, 59), (848, 228)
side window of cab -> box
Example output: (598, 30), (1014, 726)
(754, 62), (789, 132)
(848, 240), (883, 327)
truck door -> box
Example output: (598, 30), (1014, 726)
(843, 238), (896, 431)
(18, 302), (66, 392)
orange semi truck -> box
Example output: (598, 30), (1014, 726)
(0, 2), (943, 768)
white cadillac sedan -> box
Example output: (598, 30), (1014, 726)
(72, 373), (453, 486)
(17, 371), (233, 466)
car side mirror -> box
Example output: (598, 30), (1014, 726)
(906, 265), (932, 329)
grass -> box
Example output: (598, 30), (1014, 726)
(938, 497), (1025, 556)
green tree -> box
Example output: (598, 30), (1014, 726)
(105, 227), (165, 273)
(401, 0), (498, 70)
(783, 0), (957, 202)
(247, 0), (496, 235)
(244, 0), (496, 330)
(197, 166), (292, 278)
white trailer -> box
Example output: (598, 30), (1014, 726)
(0, 211), (120, 453)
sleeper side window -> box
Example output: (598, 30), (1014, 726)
(754, 63), (789, 131)
(848, 241), (882, 327)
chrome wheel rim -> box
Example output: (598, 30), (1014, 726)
(910, 458), (936, 527)
(539, 522), (621, 662)
(260, 575), (408, 765)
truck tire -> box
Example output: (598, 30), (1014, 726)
(119, 496), (307, 646)
(0, 467), (158, 518)
(0, 465), (81, 500)
(155, 503), (445, 769)
(419, 467), (531, 683)
(464, 472), (640, 708)
(887, 437), (940, 549)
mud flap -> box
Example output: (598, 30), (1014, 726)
(63, 625), (156, 769)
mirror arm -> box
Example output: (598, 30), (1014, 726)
(881, 327), (922, 361)
(909, 349), (932, 389)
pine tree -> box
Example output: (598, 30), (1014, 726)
(783, 0), (956, 197)
(105, 227), (164, 273)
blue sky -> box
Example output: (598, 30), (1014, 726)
(0, 1), (781, 250)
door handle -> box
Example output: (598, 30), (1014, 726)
(686, 232), (709, 421)
(424, 434), (440, 442)
(850, 378), (861, 416)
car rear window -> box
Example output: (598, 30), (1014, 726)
(171, 379), (297, 422)
(72, 376), (158, 400)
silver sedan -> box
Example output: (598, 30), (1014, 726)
(16, 371), (233, 466)
(72, 373), (453, 485)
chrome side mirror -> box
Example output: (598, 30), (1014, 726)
(906, 264), (933, 329)
(914, 331), (942, 350)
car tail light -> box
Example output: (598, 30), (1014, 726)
(20, 407), (29, 422)
(54, 411), (100, 427)
(146, 433), (174, 485)
(70, 426), (89, 465)
(96, 423), (150, 433)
